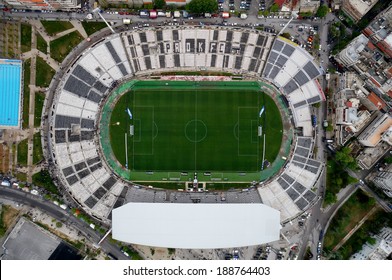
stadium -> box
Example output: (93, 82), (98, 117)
(46, 26), (325, 249)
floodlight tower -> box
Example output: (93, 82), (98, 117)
(93, 7), (116, 34)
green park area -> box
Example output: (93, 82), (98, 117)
(50, 31), (84, 62)
(324, 147), (358, 206)
(35, 56), (55, 88)
(22, 59), (31, 129)
(323, 190), (376, 254)
(330, 209), (392, 259)
(40, 21), (73, 36)
(32, 170), (59, 195)
(34, 92), (45, 127)
(20, 23), (32, 53)
(81, 21), (107, 36)
(17, 138), (28, 166)
(33, 132), (43, 164)
(36, 33), (47, 54)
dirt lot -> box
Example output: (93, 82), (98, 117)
(0, 144), (10, 173)
(2, 205), (20, 229)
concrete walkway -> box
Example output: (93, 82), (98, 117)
(26, 25), (37, 183)
(71, 20), (88, 39)
(50, 27), (77, 41)
(36, 51), (60, 71)
(28, 20), (74, 42)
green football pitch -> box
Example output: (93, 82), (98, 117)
(109, 82), (283, 174)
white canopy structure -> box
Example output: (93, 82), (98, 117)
(112, 203), (281, 249)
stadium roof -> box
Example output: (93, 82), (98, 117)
(0, 59), (22, 128)
(112, 203), (281, 249)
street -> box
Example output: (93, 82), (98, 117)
(0, 186), (128, 260)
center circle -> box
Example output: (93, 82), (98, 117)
(185, 120), (207, 143)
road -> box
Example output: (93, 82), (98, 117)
(297, 183), (358, 259)
(4, 8), (332, 72)
(0, 186), (128, 260)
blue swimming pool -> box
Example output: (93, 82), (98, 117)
(0, 59), (22, 128)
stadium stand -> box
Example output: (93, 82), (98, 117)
(125, 186), (262, 204)
(122, 27), (273, 75)
(48, 27), (323, 224)
(263, 37), (325, 137)
(258, 136), (322, 221)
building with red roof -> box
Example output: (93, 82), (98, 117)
(367, 92), (387, 111)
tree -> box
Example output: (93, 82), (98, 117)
(281, 32), (291, 39)
(328, 67), (336, 74)
(324, 190), (337, 205)
(144, 3), (154, 9)
(154, 0), (165, 9)
(316, 5), (329, 18)
(335, 147), (358, 170)
(270, 3), (280, 13)
(367, 237), (376, 245)
(326, 121), (333, 132)
(385, 156), (392, 164)
(188, 0), (218, 14)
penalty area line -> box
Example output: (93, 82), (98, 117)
(125, 133), (128, 169)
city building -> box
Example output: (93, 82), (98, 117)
(373, 164), (392, 197)
(357, 142), (391, 169)
(333, 73), (374, 145)
(336, 31), (392, 104)
(363, 5), (392, 59)
(331, 0), (341, 11)
(351, 227), (392, 260)
(336, 34), (369, 67)
(299, 0), (320, 14)
(360, 5), (392, 98)
(341, 0), (379, 22)
(366, 92), (388, 111)
(357, 113), (392, 147)
(3, 0), (81, 10)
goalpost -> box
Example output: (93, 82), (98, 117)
(130, 125), (134, 136)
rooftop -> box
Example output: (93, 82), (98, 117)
(358, 113), (392, 146)
(112, 203), (281, 249)
(367, 92), (387, 111)
(343, 0), (379, 18)
(2, 218), (59, 260)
